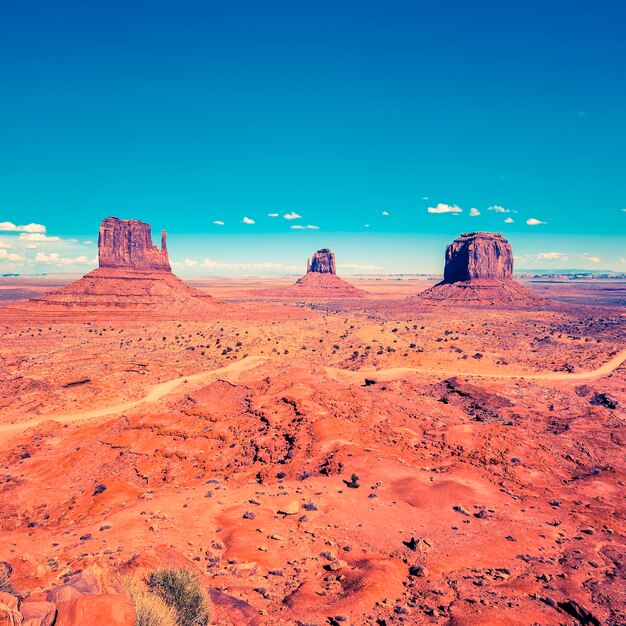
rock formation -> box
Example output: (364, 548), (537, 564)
(28, 217), (218, 316)
(417, 232), (547, 307)
(99, 217), (170, 271)
(307, 248), (336, 275)
(443, 232), (513, 283)
(252, 248), (367, 299)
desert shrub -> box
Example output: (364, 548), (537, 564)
(126, 578), (178, 626)
(147, 568), (209, 626)
(347, 473), (360, 489)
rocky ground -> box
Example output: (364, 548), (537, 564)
(0, 278), (624, 625)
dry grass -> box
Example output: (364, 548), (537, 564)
(146, 568), (210, 626)
(126, 577), (178, 626)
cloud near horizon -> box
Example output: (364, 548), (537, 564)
(33, 252), (95, 265)
(526, 218), (547, 225)
(19, 233), (60, 242)
(0, 248), (25, 262)
(0, 222), (47, 233)
(291, 224), (319, 230)
(536, 251), (569, 261)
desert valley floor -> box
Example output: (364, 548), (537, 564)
(0, 276), (624, 625)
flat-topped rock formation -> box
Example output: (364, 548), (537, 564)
(27, 217), (219, 316)
(99, 217), (171, 271)
(251, 248), (367, 299)
(307, 248), (336, 275)
(417, 232), (547, 307)
(443, 232), (513, 283)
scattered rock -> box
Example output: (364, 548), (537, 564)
(277, 501), (300, 515)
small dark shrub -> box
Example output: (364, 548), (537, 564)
(346, 473), (360, 489)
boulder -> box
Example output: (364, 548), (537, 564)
(55, 594), (134, 626)
(0, 593), (20, 626)
(98, 216), (170, 271)
(0, 593), (18, 610)
(20, 601), (57, 626)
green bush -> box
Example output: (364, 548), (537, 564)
(146, 568), (210, 626)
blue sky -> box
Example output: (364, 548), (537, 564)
(1, 0), (624, 274)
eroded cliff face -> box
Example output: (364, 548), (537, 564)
(307, 249), (336, 275)
(443, 232), (513, 283)
(98, 217), (170, 271)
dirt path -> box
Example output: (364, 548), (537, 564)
(1, 348), (624, 446)
(324, 347), (626, 384)
(0, 356), (268, 445)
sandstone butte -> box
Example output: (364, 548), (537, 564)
(98, 216), (171, 272)
(256, 248), (367, 298)
(24, 217), (219, 316)
(416, 232), (547, 306)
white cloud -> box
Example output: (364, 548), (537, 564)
(619, 257), (625, 264)
(338, 263), (383, 270)
(469, 208), (480, 217)
(0, 249), (25, 262)
(421, 196), (429, 200)
(283, 211), (302, 220)
(580, 253), (601, 264)
(504, 217), (514, 223)
(19, 233), (60, 241)
(33, 252), (93, 265)
(242, 217), (255, 225)
(427, 203), (462, 214)
(268, 213), (279, 217)
(184, 258), (198, 267)
(0, 222), (47, 233)
(83, 240), (93, 245)
(291, 224), (319, 230)
(213, 220), (224, 226)
(487, 205), (510, 213)
(536, 252), (568, 261)
(0, 240), (11, 249)
(25, 244), (39, 249)
(199, 259), (299, 271)
(526, 218), (546, 226)
(381, 211), (389, 216)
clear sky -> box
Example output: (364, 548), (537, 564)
(1, 0), (625, 275)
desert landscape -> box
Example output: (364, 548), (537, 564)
(0, 219), (623, 626)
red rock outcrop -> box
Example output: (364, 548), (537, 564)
(55, 595), (135, 626)
(25, 217), (220, 317)
(307, 248), (336, 275)
(443, 232), (513, 283)
(417, 232), (548, 307)
(253, 248), (367, 298)
(99, 217), (170, 272)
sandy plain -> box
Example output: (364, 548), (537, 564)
(0, 275), (624, 625)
